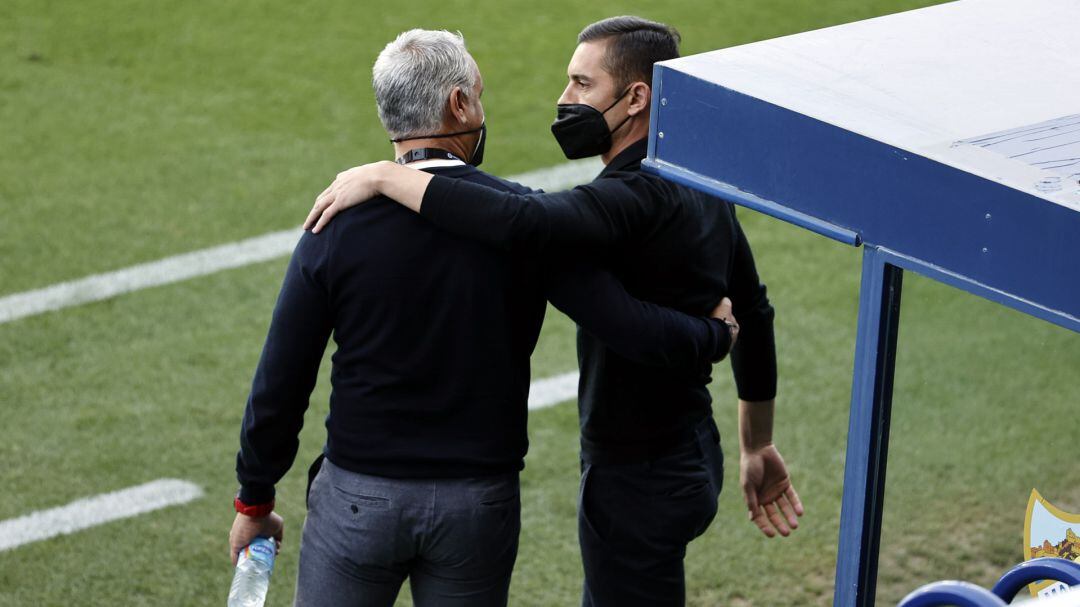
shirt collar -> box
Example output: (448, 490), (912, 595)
(598, 137), (649, 178)
(407, 158), (466, 170)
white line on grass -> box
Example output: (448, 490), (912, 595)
(0, 158), (602, 325)
(0, 479), (204, 552)
(0, 371), (578, 552)
(0, 231), (303, 325)
(528, 371), (580, 410)
(0, 159), (590, 551)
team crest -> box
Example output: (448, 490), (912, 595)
(1024, 489), (1080, 598)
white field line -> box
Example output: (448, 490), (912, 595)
(0, 160), (590, 551)
(0, 231), (304, 325)
(0, 158), (602, 325)
(528, 371), (580, 410)
(0, 371), (578, 552)
(0, 479), (203, 552)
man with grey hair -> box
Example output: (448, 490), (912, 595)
(228, 28), (737, 606)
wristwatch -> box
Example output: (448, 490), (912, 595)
(721, 317), (738, 352)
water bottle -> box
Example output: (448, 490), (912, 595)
(228, 537), (276, 607)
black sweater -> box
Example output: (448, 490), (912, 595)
(236, 163), (730, 503)
(420, 140), (777, 461)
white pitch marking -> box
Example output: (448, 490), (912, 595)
(505, 157), (603, 193)
(0, 230), (303, 325)
(528, 371), (580, 410)
(0, 158), (602, 325)
(0, 370), (579, 552)
(0, 479), (204, 552)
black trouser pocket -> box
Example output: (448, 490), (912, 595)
(305, 453), (325, 510)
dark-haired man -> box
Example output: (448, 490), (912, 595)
(303, 16), (802, 606)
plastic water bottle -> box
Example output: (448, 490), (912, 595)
(228, 537), (276, 607)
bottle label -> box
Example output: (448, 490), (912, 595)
(237, 537), (276, 570)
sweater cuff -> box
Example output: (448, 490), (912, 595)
(238, 483), (275, 506)
(419, 175), (457, 223)
(707, 317), (733, 363)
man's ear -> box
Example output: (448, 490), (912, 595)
(627, 82), (651, 117)
(447, 87), (469, 124)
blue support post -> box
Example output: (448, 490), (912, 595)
(834, 245), (904, 606)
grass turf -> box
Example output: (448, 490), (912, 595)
(3, 0), (1078, 605)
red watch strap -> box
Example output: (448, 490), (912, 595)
(234, 496), (275, 518)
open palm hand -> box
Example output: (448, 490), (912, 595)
(740, 444), (804, 538)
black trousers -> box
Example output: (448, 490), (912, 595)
(578, 417), (724, 607)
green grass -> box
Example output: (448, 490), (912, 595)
(3, 0), (1078, 605)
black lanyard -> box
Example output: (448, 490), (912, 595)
(394, 148), (464, 165)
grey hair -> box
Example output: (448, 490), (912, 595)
(372, 29), (478, 140)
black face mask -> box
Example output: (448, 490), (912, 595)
(470, 122), (486, 167)
(550, 88), (632, 159)
(390, 121), (486, 167)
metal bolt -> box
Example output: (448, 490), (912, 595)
(658, 131), (665, 139)
(660, 98), (668, 106)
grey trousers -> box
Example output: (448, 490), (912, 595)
(294, 458), (520, 607)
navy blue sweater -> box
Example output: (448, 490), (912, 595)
(236, 164), (730, 503)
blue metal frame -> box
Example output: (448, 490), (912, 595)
(827, 244), (1080, 606)
(871, 248), (1080, 335)
(644, 36), (1080, 607)
(834, 246), (903, 606)
(642, 158), (862, 246)
(644, 64), (1080, 332)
